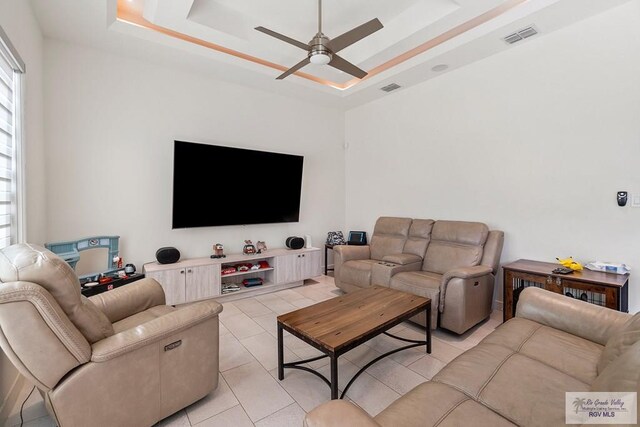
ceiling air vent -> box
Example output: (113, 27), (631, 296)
(380, 83), (401, 93)
(503, 26), (538, 45)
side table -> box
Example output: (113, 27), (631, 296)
(324, 244), (334, 275)
(502, 259), (629, 322)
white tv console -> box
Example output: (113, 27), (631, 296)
(142, 247), (322, 304)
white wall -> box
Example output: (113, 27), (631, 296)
(0, 0), (44, 414)
(43, 40), (345, 270)
(345, 2), (640, 312)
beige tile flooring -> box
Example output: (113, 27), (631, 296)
(7, 275), (503, 427)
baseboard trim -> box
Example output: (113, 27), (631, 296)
(0, 373), (26, 425)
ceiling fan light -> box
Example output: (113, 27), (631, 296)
(310, 52), (331, 65)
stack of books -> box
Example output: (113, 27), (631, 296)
(221, 283), (241, 294)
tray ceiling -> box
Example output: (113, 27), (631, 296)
(30, 0), (635, 108)
(116, 0), (528, 90)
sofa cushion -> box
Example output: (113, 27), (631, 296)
(340, 259), (378, 288)
(430, 220), (489, 246)
(374, 382), (516, 427)
(422, 221), (488, 274)
(433, 342), (590, 426)
(0, 243), (114, 344)
(592, 339), (640, 392)
(482, 318), (603, 384)
(370, 217), (412, 261)
(402, 219), (434, 259)
(391, 271), (441, 291)
(479, 353), (590, 425)
(597, 312), (640, 374)
(432, 343), (516, 398)
(390, 271), (440, 328)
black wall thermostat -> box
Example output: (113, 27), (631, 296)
(617, 191), (628, 207)
(348, 231), (367, 246)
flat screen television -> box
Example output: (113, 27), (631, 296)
(172, 140), (304, 228)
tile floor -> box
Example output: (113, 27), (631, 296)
(6, 275), (503, 427)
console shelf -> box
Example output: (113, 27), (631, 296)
(221, 267), (274, 279)
(143, 247), (321, 305)
(219, 281), (279, 301)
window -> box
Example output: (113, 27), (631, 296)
(0, 26), (25, 249)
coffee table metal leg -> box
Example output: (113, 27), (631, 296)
(277, 323), (284, 380)
(426, 304), (432, 354)
(330, 355), (338, 399)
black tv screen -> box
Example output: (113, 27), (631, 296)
(172, 141), (304, 228)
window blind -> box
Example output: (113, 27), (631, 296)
(0, 26), (24, 249)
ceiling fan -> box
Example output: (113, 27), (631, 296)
(255, 0), (383, 80)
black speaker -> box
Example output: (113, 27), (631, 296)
(285, 236), (305, 250)
(156, 247), (180, 264)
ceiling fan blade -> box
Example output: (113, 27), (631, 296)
(277, 57), (311, 80)
(255, 26), (309, 51)
(327, 18), (383, 53)
(328, 54), (367, 79)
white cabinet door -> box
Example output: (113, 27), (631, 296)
(186, 264), (220, 301)
(276, 250), (322, 284)
(275, 253), (300, 285)
(146, 268), (186, 305)
(300, 249), (322, 278)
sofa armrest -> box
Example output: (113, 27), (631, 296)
(443, 265), (493, 281)
(91, 299), (223, 362)
(516, 286), (631, 345)
(438, 265), (494, 314)
(333, 245), (371, 262)
(382, 253), (422, 265)
(89, 278), (166, 323)
(304, 400), (380, 427)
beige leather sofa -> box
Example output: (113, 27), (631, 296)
(334, 217), (504, 334)
(305, 287), (640, 427)
(0, 243), (223, 427)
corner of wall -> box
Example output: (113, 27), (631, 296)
(0, 367), (26, 425)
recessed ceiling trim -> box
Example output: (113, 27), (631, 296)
(340, 0), (528, 88)
(116, 1), (342, 89)
(116, 0), (528, 91)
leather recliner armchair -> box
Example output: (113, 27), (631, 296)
(334, 217), (435, 292)
(0, 243), (223, 426)
(390, 220), (504, 334)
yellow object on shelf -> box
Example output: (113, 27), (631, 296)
(556, 256), (583, 271)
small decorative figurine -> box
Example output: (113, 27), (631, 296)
(211, 243), (226, 259)
(256, 241), (267, 254)
(112, 256), (123, 269)
(243, 240), (257, 255)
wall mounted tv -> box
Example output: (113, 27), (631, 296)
(172, 141), (304, 228)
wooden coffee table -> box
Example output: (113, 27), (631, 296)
(277, 285), (431, 399)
